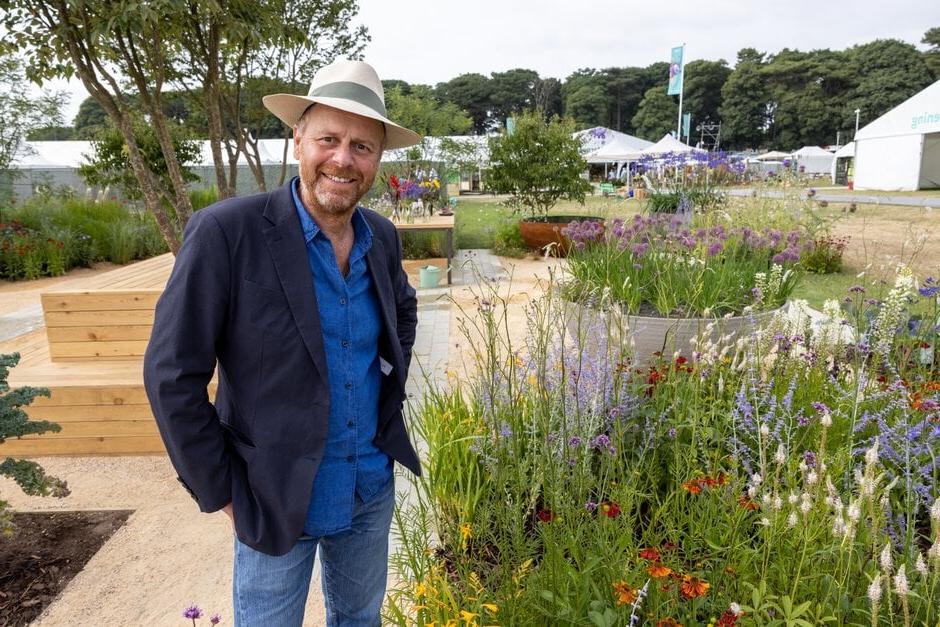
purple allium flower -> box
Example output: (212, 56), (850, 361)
(183, 605), (204, 620)
(631, 242), (649, 257)
(707, 241), (724, 257)
(589, 433), (617, 455)
(797, 413), (809, 427)
(811, 401), (831, 415)
(499, 423), (513, 438)
(849, 284), (866, 294)
(211, 615), (222, 625)
(585, 500), (598, 512)
(568, 436), (582, 447)
(668, 427), (677, 439)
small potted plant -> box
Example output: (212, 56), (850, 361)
(487, 110), (594, 255)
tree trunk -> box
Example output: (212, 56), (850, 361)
(242, 136), (267, 192)
(148, 105), (194, 226)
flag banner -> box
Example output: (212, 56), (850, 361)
(682, 113), (691, 138)
(667, 46), (684, 95)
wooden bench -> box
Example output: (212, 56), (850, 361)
(40, 253), (173, 361)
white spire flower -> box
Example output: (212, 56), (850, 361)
(847, 502), (861, 524)
(931, 497), (940, 523)
(772, 495), (783, 511)
(893, 564), (909, 597)
(787, 511), (798, 528)
(774, 444), (786, 465)
(915, 553), (927, 577)
(865, 441), (879, 467)
(867, 574), (881, 604)
(880, 543), (893, 572)
(806, 471), (818, 486)
(759, 423), (770, 438)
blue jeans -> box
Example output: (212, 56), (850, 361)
(233, 479), (395, 626)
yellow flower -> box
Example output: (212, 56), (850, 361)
(481, 603), (498, 614)
(415, 582), (427, 597)
(460, 522), (472, 541)
(459, 610), (478, 624)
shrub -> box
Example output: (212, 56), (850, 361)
(491, 220), (527, 258)
(801, 234), (849, 274)
(401, 232), (444, 259)
(0, 353), (68, 536)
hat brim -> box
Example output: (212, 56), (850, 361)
(262, 94), (421, 151)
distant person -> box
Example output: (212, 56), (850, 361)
(144, 59), (422, 626)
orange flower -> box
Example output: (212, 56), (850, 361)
(655, 618), (683, 627)
(682, 480), (702, 495)
(647, 562), (673, 578)
(716, 472), (728, 486)
(737, 495), (758, 510)
(701, 475), (718, 488)
(612, 581), (638, 605)
(639, 547), (661, 561)
(679, 575), (710, 600)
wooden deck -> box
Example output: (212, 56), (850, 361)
(0, 254), (182, 456)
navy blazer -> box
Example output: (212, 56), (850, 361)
(143, 182), (420, 556)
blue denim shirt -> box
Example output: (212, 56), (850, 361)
(291, 178), (392, 536)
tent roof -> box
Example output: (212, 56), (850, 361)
(855, 79), (940, 141)
(793, 145), (833, 157)
(13, 141), (96, 169)
(833, 142), (855, 158)
(586, 133), (653, 162)
(640, 134), (705, 157)
(381, 135), (490, 164)
(754, 150), (792, 161)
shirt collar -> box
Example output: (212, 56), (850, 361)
(290, 177), (373, 252)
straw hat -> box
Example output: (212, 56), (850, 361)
(262, 59), (421, 150)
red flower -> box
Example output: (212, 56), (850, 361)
(601, 502), (621, 518)
(682, 479), (702, 495)
(639, 547), (661, 561)
(717, 609), (741, 626)
(737, 495), (758, 510)
(537, 508), (555, 523)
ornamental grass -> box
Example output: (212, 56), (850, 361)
(387, 269), (940, 626)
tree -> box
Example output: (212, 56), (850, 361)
(632, 86), (678, 140)
(0, 55), (67, 174)
(79, 117), (201, 202)
(436, 73), (491, 133)
(719, 60), (769, 149)
(0, 352), (69, 536)
(2, 1), (199, 253)
(487, 110), (591, 219)
(533, 77), (563, 120)
(844, 39), (934, 136)
(489, 69), (539, 128)
(601, 66), (650, 133)
(923, 27), (940, 79)
(565, 82), (608, 128)
(385, 85), (472, 136)
(683, 59), (731, 126)
(26, 125), (74, 140)
(73, 96), (109, 139)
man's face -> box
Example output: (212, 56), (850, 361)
(293, 104), (385, 216)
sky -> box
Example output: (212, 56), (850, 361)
(45, 0), (939, 124)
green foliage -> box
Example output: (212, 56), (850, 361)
(0, 352), (68, 536)
(0, 194), (167, 278)
(631, 86), (678, 141)
(0, 55), (68, 175)
(487, 111), (591, 219)
(924, 27), (940, 78)
(719, 61), (769, 149)
(488, 68), (539, 125)
(26, 125), (75, 141)
(565, 82), (609, 129)
(435, 73), (492, 134)
(400, 231), (444, 260)
(682, 59), (732, 126)
(79, 118), (200, 202)
(188, 186), (219, 211)
(491, 220), (527, 258)
(385, 86), (472, 136)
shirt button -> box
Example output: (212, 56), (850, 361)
(345, 382), (352, 389)
(346, 455), (354, 463)
(341, 339), (349, 348)
(339, 298), (347, 305)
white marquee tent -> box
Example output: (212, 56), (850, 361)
(853, 80), (940, 191)
(753, 150), (791, 162)
(830, 142), (855, 185)
(792, 146), (834, 175)
(640, 134), (705, 157)
(585, 133), (653, 163)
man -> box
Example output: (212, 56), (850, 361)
(143, 60), (421, 626)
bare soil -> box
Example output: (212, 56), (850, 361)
(0, 510), (131, 626)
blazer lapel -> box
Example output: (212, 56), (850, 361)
(261, 185), (329, 383)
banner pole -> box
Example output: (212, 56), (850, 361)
(676, 43), (685, 139)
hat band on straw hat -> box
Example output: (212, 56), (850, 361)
(309, 82), (387, 117)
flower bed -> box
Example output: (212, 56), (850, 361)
(387, 271), (940, 626)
